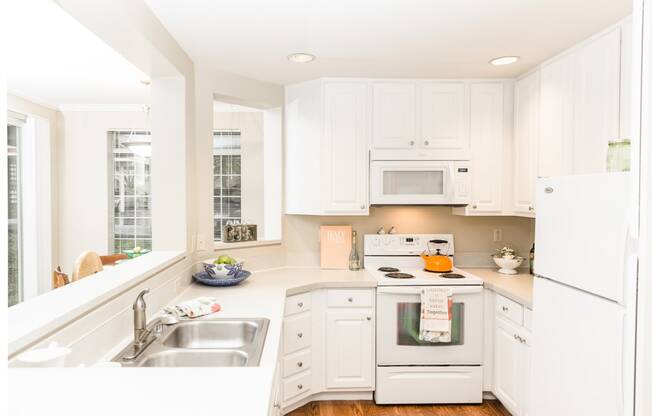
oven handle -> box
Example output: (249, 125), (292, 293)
(377, 286), (483, 295)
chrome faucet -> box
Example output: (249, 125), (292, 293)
(133, 289), (150, 348)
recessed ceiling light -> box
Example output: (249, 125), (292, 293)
(287, 53), (316, 63)
(490, 56), (520, 66)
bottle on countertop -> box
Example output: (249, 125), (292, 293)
(349, 231), (361, 271)
(529, 243), (535, 275)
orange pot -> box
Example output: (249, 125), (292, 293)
(421, 239), (453, 273)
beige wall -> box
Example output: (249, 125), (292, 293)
(284, 207), (535, 268)
(213, 111), (265, 235)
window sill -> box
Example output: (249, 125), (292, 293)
(213, 239), (282, 251)
(8, 250), (185, 357)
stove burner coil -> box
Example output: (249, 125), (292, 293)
(378, 267), (400, 272)
(385, 272), (415, 279)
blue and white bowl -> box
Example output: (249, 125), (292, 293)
(202, 259), (244, 278)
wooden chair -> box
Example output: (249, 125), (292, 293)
(100, 253), (129, 266)
(72, 251), (104, 281)
(52, 266), (70, 289)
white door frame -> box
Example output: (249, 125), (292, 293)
(635, 0), (651, 415)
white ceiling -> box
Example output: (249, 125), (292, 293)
(7, 0), (149, 109)
(144, 0), (632, 85)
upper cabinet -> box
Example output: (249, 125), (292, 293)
(572, 27), (622, 175)
(285, 79), (369, 216)
(371, 81), (469, 160)
(539, 54), (575, 178)
(371, 82), (416, 149)
(418, 82), (468, 153)
(453, 82), (507, 216)
(513, 71), (540, 217)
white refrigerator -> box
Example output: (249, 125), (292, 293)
(531, 172), (637, 416)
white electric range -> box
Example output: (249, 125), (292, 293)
(364, 233), (484, 405)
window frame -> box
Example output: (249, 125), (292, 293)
(213, 129), (242, 242)
(107, 130), (153, 254)
(7, 114), (26, 306)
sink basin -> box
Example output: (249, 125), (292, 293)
(139, 349), (249, 367)
(112, 318), (269, 367)
(161, 319), (261, 349)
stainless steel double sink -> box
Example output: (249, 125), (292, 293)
(113, 318), (269, 367)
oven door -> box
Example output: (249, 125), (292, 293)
(377, 286), (483, 365)
(370, 161), (454, 205)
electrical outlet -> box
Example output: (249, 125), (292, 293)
(493, 229), (503, 242)
(196, 234), (206, 251)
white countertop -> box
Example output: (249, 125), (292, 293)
(9, 265), (533, 416)
(461, 267), (534, 308)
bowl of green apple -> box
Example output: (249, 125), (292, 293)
(202, 255), (244, 278)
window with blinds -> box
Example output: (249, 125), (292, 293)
(109, 130), (152, 253)
(213, 130), (242, 241)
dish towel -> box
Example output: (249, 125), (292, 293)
(164, 296), (221, 318)
(419, 287), (453, 343)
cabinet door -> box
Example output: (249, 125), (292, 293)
(371, 83), (416, 149)
(513, 71), (540, 215)
(494, 316), (522, 415)
(325, 309), (375, 389)
(573, 27), (621, 174)
(519, 334), (532, 416)
(468, 83), (504, 213)
(322, 82), (369, 214)
(419, 82), (468, 152)
(539, 53), (575, 177)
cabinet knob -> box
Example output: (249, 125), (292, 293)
(513, 334), (519, 340)
(544, 187), (554, 194)
(409, 140), (415, 146)
(472, 204), (477, 209)
(366, 316), (372, 321)
(528, 206), (534, 211)
(502, 306), (509, 312)
(424, 140), (429, 146)
(297, 302), (303, 308)
(273, 404), (281, 409)
(297, 384), (303, 390)
(297, 332), (303, 338)
(347, 297), (353, 302)
(297, 361), (303, 367)
(360, 204), (366, 210)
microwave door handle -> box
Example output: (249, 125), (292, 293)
(377, 286), (483, 295)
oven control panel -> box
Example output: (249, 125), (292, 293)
(364, 234), (455, 256)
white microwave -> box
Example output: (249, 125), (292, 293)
(370, 160), (470, 205)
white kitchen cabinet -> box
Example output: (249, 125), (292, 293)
(513, 70), (540, 216)
(371, 82), (416, 149)
(572, 27), (621, 175)
(418, 82), (468, 153)
(494, 315), (532, 416)
(454, 83), (505, 215)
(322, 82), (369, 214)
(539, 53), (575, 178)
(285, 79), (369, 215)
(325, 309), (375, 389)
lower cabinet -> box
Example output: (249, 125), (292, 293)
(277, 288), (376, 414)
(494, 314), (532, 416)
(325, 310), (375, 389)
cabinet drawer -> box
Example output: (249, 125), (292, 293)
(282, 370), (312, 403)
(523, 307), (533, 331)
(495, 294), (523, 325)
(327, 289), (374, 308)
(285, 292), (311, 316)
(283, 313), (311, 354)
(283, 348), (311, 378)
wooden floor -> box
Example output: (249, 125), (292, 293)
(287, 400), (511, 416)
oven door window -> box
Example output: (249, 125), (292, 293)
(396, 302), (464, 346)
